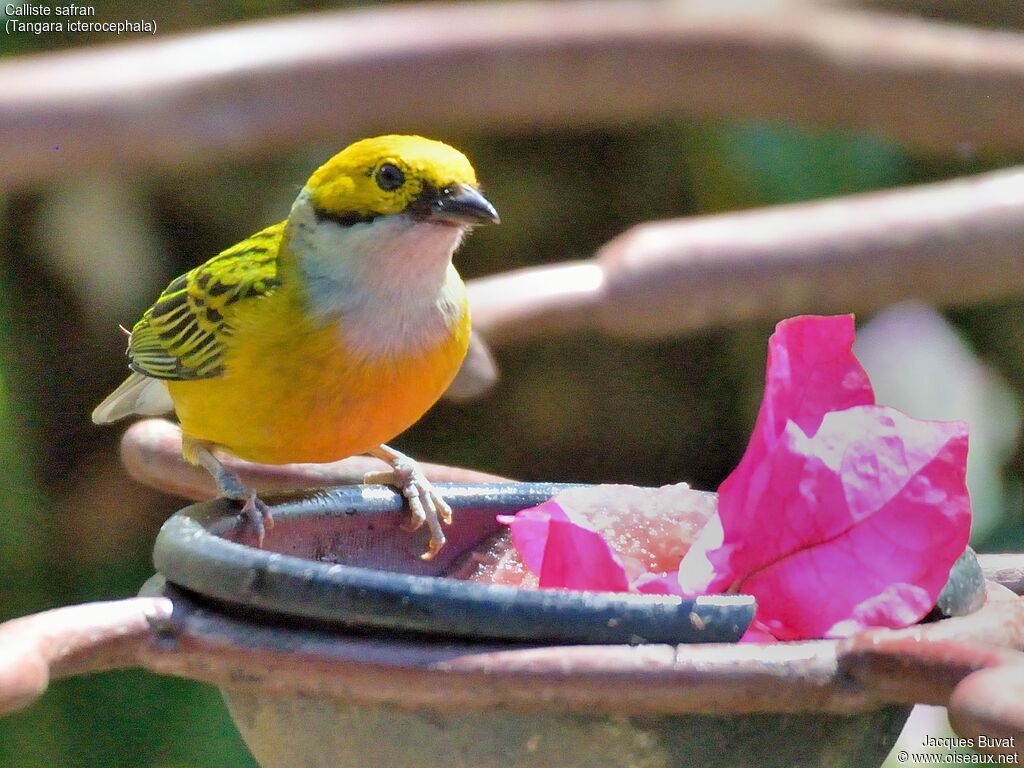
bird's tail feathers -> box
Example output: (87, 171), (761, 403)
(91, 372), (174, 424)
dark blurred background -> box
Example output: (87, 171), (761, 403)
(1, 1), (1022, 766)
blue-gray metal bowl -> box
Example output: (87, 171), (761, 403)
(153, 482), (755, 644)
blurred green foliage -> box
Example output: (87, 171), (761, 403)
(1, 2), (1023, 767)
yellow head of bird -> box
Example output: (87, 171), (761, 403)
(303, 135), (499, 228)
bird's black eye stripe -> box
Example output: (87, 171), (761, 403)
(313, 207), (376, 227)
(375, 162), (405, 191)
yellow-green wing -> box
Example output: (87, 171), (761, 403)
(128, 222), (284, 380)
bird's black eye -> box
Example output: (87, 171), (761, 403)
(374, 163), (405, 191)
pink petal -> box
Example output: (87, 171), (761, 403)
(676, 513), (724, 595)
(498, 501), (569, 575)
(827, 583), (934, 637)
(722, 407), (970, 639)
(500, 315), (971, 644)
(499, 485), (714, 592)
(633, 571), (685, 596)
(687, 314), (878, 596)
(757, 314), (875, 441)
(499, 501), (630, 592)
(539, 484), (715, 575)
(739, 621), (779, 644)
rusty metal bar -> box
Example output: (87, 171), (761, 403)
(7, 1), (1024, 189)
(468, 167), (1024, 342)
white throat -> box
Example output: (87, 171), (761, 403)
(286, 191), (467, 359)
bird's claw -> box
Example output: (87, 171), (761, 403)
(366, 457), (450, 559)
(203, 449), (274, 548)
(238, 491), (274, 548)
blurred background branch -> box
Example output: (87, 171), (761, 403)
(8, 0), (1024, 189)
(469, 167), (1024, 342)
(2, 1), (1024, 767)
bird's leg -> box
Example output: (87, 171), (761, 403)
(185, 438), (274, 547)
(364, 444), (452, 560)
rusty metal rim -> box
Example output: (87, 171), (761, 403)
(136, 578), (1024, 717)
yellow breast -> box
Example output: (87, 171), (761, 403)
(167, 279), (470, 465)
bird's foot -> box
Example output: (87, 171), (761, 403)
(365, 448), (451, 560)
(234, 490), (274, 548)
(191, 441), (275, 547)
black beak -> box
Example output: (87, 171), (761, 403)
(419, 183), (500, 226)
